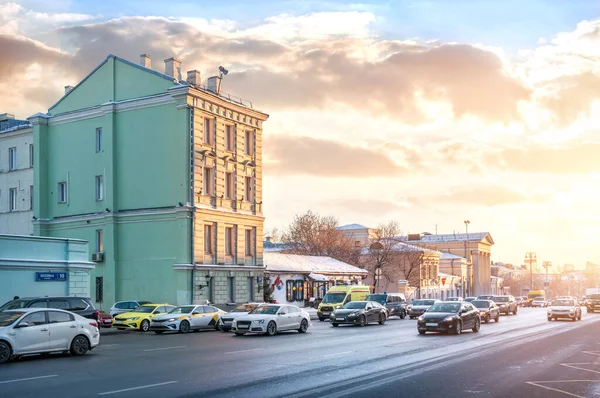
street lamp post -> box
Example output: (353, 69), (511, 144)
(525, 252), (537, 291)
(369, 241), (384, 294)
(542, 261), (552, 293)
(464, 220), (470, 296)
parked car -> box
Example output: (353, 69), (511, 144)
(493, 295), (518, 315)
(464, 297), (477, 303)
(548, 298), (582, 321)
(97, 312), (113, 328)
(0, 308), (99, 364)
(477, 295), (495, 301)
(150, 305), (226, 334)
(586, 293), (600, 313)
(408, 299), (440, 319)
(109, 300), (152, 317)
(446, 297), (464, 302)
(317, 285), (371, 321)
(330, 301), (388, 327)
(417, 301), (481, 335)
(472, 300), (500, 323)
(113, 304), (176, 332)
(365, 293), (407, 319)
(231, 304), (310, 336)
(531, 297), (547, 308)
(0, 296), (99, 321)
(217, 303), (266, 332)
(515, 297), (523, 306)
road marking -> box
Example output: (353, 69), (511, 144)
(0, 375), (58, 385)
(225, 348), (260, 354)
(321, 351), (353, 358)
(143, 346), (186, 352)
(582, 351), (600, 356)
(526, 381), (584, 398)
(98, 381), (178, 395)
(561, 363), (600, 374)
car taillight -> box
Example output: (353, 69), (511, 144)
(90, 321), (98, 328)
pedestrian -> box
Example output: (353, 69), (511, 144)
(13, 296), (19, 300)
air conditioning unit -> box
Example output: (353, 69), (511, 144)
(92, 252), (104, 262)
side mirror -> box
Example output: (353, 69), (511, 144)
(192, 312), (200, 315)
(15, 322), (30, 328)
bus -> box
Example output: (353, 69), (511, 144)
(526, 290), (545, 307)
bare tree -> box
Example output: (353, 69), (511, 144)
(281, 210), (361, 265)
(264, 227), (281, 242)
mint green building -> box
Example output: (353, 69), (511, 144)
(30, 54), (268, 311)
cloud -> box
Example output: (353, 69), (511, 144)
(318, 198), (404, 218)
(540, 72), (600, 125)
(413, 183), (535, 207)
(264, 135), (409, 177)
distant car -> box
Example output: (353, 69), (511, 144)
(548, 298), (582, 321)
(330, 301), (388, 327)
(417, 301), (481, 335)
(97, 312), (113, 328)
(515, 297), (523, 306)
(446, 297), (464, 302)
(150, 305), (226, 334)
(477, 295), (495, 301)
(472, 300), (500, 323)
(113, 304), (176, 332)
(365, 293), (407, 319)
(217, 303), (267, 332)
(0, 308), (99, 364)
(409, 299), (440, 319)
(232, 304), (310, 336)
(493, 295), (518, 315)
(587, 294), (600, 313)
(464, 297), (477, 303)
(109, 300), (152, 317)
(0, 296), (99, 321)
(531, 297), (546, 308)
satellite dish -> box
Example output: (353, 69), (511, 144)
(219, 66), (229, 77)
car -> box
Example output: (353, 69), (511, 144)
(0, 308), (99, 364)
(446, 297), (464, 302)
(113, 304), (176, 332)
(515, 297), (523, 306)
(217, 303), (266, 332)
(97, 312), (113, 328)
(492, 295), (518, 315)
(477, 295), (495, 301)
(472, 300), (500, 323)
(464, 297), (477, 302)
(365, 293), (407, 319)
(109, 300), (152, 317)
(408, 299), (440, 319)
(531, 297), (546, 308)
(417, 301), (481, 335)
(231, 304), (310, 336)
(0, 296), (99, 321)
(586, 294), (600, 313)
(330, 301), (388, 327)
(548, 298), (582, 321)
(150, 304), (226, 334)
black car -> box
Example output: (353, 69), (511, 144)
(330, 301), (387, 327)
(472, 300), (500, 323)
(492, 295), (518, 315)
(365, 293), (407, 319)
(417, 301), (481, 335)
(0, 296), (99, 320)
(587, 294), (600, 313)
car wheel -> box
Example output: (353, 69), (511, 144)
(418, 329), (426, 335)
(495, 314), (500, 322)
(378, 313), (386, 325)
(359, 315), (367, 327)
(215, 320), (222, 331)
(484, 317), (489, 324)
(513, 307), (518, 315)
(266, 321), (277, 336)
(332, 323), (339, 327)
(318, 317), (325, 322)
(70, 335), (90, 356)
(298, 319), (309, 333)
(454, 320), (462, 335)
(547, 317), (552, 322)
(179, 320), (191, 334)
(0, 341), (12, 364)
(140, 320), (150, 332)
(472, 318), (480, 333)
(400, 311), (406, 320)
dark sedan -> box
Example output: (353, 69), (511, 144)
(472, 300), (500, 323)
(417, 301), (481, 335)
(330, 301), (387, 327)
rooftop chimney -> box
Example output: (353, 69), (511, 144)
(140, 54), (151, 69)
(207, 76), (222, 94)
(164, 57), (182, 80)
(186, 70), (201, 86)
(64, 86), (74, 94)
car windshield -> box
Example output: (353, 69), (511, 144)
(428, 303), (460, 313)
(231, 304), (259, 313)
(472, 300), (491, 309)
(322, 293), (346, 304)
(412, 300), (435, 306)
(494, 297), (509, 302)
(168, 306), (195, 314)
(249, 305), (279, 315)
(343, 302), (367, 309)
(132, 306), (157, 313)
(552, 300), (574, 306)
(0, 311), (25, 326)
(365, 294), (386, 304)
(0, 299), (30, 311)
(446, 298), (459, 301)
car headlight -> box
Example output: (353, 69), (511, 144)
(350, 311), (359, 316)
(481, 311), (487, 315)
(130, 317), (139, 321)
(168, 318), (176, 322)
(335, 305), (341, 309)
(252, 319), (265, 324)
(443, 316), (455, 322)
(417, 316), (423, 321)
(569, 309), (575, 313)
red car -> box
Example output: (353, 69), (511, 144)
(97, 312), (114, 328)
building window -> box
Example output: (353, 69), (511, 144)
(295, 280), (304, 301)
(29, 144), (34, 167)
(225, 125), (234, 151)
(203, 118), (214, 145)
(8, 147), (16, 171)
(227, 277), (235, 303)
(245, 229), (253, 256)
(225, 172), (234, 199)
(96, 128), (102, 152)
(203, 167), (214, 196)
(57, 181), (67, 203)
(245, 176), (253, 202)
(29, 185), (33, 210)
(96, 229), (103, 253)
(9, 188), (17, 211)
(225, 227), (234, 255)
(95, 277), (104, 303)
(95, 175), (104, 201)
(204, 225), (213, 254)
(244, 130), (254, 155)
(286, 280), (294, 301)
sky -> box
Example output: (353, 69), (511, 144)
(1, 0), (599, 269)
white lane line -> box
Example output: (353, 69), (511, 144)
(143, 346), (186, 352)
(321, 351), (353, 358)
(225, 348), (260, 354)
(0, 375), (58, 385)
(98, 381), (178, 396)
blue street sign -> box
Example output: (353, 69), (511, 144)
(35, 272), (67, 282)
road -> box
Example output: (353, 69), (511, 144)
(0, 308), (599, 398)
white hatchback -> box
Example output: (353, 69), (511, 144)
(0, 308), (100, 364)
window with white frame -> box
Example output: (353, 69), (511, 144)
(204, 224), (213, 254)
(96, 229), (103, 253)
(203, 167), (214, 196)
(225, 172), (234, 199)
(203, 117), (214, 145)
(245, 176), (253, 202)
(96, 128), (103, 152)
(29, 144), (34, 167)
(9, 188), (17, 211)
(244, 130), (254, 156)
(245, 229), (253, 256)
(8, 147), (16, 171)
(225, 124), (234, 151)
(95, 175), (104, 201)
(225, 227), (234, 255)
(57, 181), (67, 203)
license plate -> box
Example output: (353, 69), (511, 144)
(114, 321), (123, 325)
(322, 312), (330, 316)
(238, 325), (249, 329)
(105, 320), (113, 324)
(426, 323), (437, 327)
(336, 317), (344, 321)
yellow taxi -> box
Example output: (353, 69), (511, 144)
(113, 304), (176, 332)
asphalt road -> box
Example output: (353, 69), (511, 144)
(0, 307), (599, 398)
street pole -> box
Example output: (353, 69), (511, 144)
(464, 220), (470, 295)
(525, 252), (537, 294)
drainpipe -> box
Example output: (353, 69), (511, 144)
(189, 106), (195, 305)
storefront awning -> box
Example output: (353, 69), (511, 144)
(307, 273), (329, 282)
